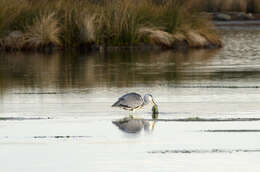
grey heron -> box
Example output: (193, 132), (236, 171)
(112, 92), (157, 117)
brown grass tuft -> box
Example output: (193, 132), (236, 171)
(0, 0), (222, 50)
(185, 31), (209, 48)
(1, 31), (25, 50)
(79, 15), (96, 44)
(198, 30), (222, 48)
(24, 13), (61, 49)
(139, 27), (175, 48)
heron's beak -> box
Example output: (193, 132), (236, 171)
(152, 99), (157, 106)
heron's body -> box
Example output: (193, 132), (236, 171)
(112, 92), (157, 117)
(112, 92), (144, 112)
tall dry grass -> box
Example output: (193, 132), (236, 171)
(23, 13), (61, 49)
(0, 0), (29, 36)
(95, 0), (141, 45)
(79, 14), (96, 44)
(0, 0), (221, 50)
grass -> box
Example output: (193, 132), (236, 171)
(23, 12), (61, 49)
(0, 0), (222, 51)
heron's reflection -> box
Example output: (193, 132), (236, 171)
(113, 104), (159, 133)
(112, 117), (157, 133)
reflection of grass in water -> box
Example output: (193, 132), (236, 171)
(0, 49), (221, 91)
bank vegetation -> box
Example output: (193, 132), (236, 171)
(0, 0), (222, 51)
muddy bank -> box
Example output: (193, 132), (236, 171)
(214, 20), (260, 27)
(201, 12), (260, 27)
(0, 29), (222, 52)
(210, 12), (258, 21)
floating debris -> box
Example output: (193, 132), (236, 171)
(33, 136), (91, 139)
(14, 92), (61, 94)
(148, 149), (260, 154)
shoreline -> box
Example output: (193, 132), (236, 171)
(2, 20), (260, 53)
(2, 3), (260, 53)
(0, 30), (223, 53)
(214, 20), (260, 26)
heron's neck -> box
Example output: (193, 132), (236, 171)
(143, 97), (150, 106)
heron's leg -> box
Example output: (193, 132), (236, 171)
(129, 110), (134, 119)
(129, 109), (136, 119)
(151, 121), (156, 130)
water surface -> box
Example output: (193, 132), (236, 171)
(0, 26), (260, 172)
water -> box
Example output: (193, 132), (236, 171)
(1, 26), (260, 171)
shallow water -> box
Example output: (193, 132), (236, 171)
(1, 26), (260, 171)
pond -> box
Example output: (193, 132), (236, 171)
(0, 26), (260, 171)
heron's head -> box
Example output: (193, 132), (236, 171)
(144, 94), (157, 106)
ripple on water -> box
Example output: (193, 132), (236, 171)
(148, 149), (260, 154)
(0, 117), (52, 121)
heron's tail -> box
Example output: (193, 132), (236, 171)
(112, 100), (120, 107)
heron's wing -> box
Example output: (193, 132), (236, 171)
(112, 92), (143, 109)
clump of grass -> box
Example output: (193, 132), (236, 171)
(139, 27), (175, 48)
(0, 0), (48, 35)
(184, 31), (209, 48)
(54, 0), (82, 48)
(79, 14), (96, 44)
(23, 13), (61, 49)
(157, 0), (185, 33)
(95, 0), (143, 46)
(182, 14), (222, 48)
(0, 0), (30, 37)
(1, 31), (24, 50)
(0, 0), (221, 51)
